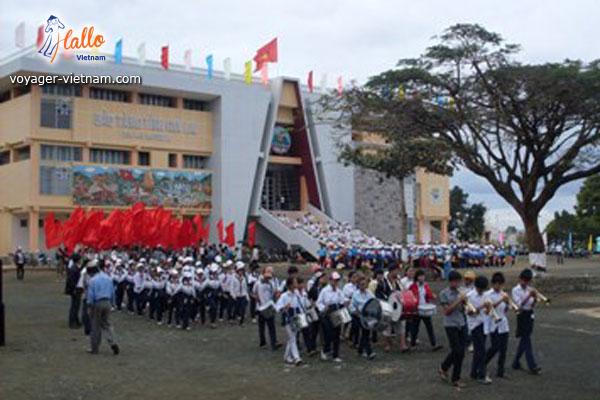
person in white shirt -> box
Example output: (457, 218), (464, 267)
(275, 277), (304, 366)
(342, 271), (359, 346)
(219, 262), (234, 321)
(466, 275), (492, 384)
(317, 271), (347, 362)
(166, 271), (181, 327)
(252, 266), (280, 350)
(484, 272), (510, 378)
(350, 272), (376, 360)
(204, 264), (221, 328)
(231, 262), (249, 325)
(133, 264), (147, 316)
(511, 269), (541, 375)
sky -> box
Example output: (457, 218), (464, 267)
(2, 0), (599, 230)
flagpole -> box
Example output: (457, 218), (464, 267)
(0, 259), (5, 346)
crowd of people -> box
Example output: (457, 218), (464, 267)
(61, 243), (545, 389)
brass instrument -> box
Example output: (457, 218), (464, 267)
(484, 300), (502, 323)
(533, 289), (551, 304)
(506, 295), (521, 313)
(459, 290), (477, 315)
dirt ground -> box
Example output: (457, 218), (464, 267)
(1, 259), (600, 400)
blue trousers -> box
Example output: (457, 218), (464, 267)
(513, 334), (537, 370)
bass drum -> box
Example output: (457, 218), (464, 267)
(360, 298), (382, 330)
(401, 290), (418, 318)
(388, 291), (403, 322)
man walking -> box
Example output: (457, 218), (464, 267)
(86, 260), (120, 355)
(13, 246), (26, 280)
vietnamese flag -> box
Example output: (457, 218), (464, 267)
(161, 45), (169, 70)
(253, 37), (278, 72)
(62, 207), (86, 253)
(216, 219), (224, 244)
(224, 222), (236, 248)
(82, 210), (105, 248)
(192, 215), (204, 243)
(247, 221), (256, 248)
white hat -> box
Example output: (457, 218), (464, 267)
(196, 267), (204, 275)
(195, 261), (202, 267)
(224, 260), (234, 268)
(214, 255), (223, 264)
(169, 269), (179, 276)
(209, 263), (219, 273)
(184, 256), (194, 264)
(157, 267), (164, 274)
(235, 261), (245, 271)
(331, 271), (341, 280)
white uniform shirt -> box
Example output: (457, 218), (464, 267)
(466, 290), (487, 333)
(275, 290), (303, 312)
(484, 289), (509, 334)
(316, 284), (346, 312)
(512, 284), (535, 311)
(342, 282), (357, 301)
(253, 278), (276, 311)
(400, 277), (413, 291)
(230, 274), (249, 299)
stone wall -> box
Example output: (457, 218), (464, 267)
(354, 168), (405, 243)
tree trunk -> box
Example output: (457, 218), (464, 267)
(521, 212), (545, 253)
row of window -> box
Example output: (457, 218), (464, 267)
(40, 84), (208, 110)
(38, 144), (206, 168)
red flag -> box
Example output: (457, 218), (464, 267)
(225, 222), (236, 248)
(216, 219), (224, 244)
(44, 212), (62, 248)
(82, 210), (105, 248)
(179, 219), (195, 248)
(307, 70), (314, 93)
(36, 25), (44, 48)
(98, 209), (123, 250)
(192, 215), (204, 243)
(337, 76), (343, 97)
(62, 208), (86, 253)
(161, 45), (169, 70)
(247, 221), (256, 248)
(254, 38), (278, 72)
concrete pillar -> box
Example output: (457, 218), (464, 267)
(300, 175), (308, 211)
(441, 219), (449, 244)
(28, 209), (39, 252)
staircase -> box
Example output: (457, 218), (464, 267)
(258, 208), (321, 258)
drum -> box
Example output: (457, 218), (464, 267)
(360, 298), (382, 330)
(259, 305), (276, 319)
(388, 291), (403, 322)
(306, 306), (319, 324)
(329, 307), (352, 327)
(418, 303), (437, 317)
(401, 290), (418, 318)
(291, 313), (309, 331)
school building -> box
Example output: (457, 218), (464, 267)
(0, 47), (448, 257)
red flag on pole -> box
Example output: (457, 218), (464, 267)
(161, 45), (169, 70)
(216, 219), (224, 244)
(192, 215), (204, 243)
(82, 210), (105, 248)
(253, 38), (278, 72)
(36, 25), (44, 48)
(202, 221), (210, 242)
(225, 222), (236, 248)
(44, 212), (62, 248)
(247, 221), (256, 248)
(307, 70), (314, 93)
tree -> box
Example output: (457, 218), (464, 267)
(317, 24), (600, 254)
(576, 174), (600, 218)
(449, 185), (487, 241)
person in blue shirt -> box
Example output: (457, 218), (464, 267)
(86, 261), (120, 355)
(351, 272), (376, 360)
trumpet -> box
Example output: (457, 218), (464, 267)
(484, 300), (502, 323)
(505, 295), (521, 313)
(459, 290), (477, 314)
(533, 289), (551, 304)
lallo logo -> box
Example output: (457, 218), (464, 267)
(38, 15), (106, 63)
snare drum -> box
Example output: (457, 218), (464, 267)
(329, 307), (352, 327)
(291, 313), (309, 331)
(417, 303), (437, 317)
(305, 307), (319, 323)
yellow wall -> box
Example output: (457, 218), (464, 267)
(0, 159), (32, 208)
(416, 168), (449, 219)
(0, 93), (32, 145)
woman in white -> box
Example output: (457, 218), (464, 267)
(275, 277), (304, 366)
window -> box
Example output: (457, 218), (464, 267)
(0, 151), (9, 165)
(40, 166), (72, 195)
(41, 84), (82, 97)
(39, 219), (44, 228)
(138, 151), (150, 166)
(168, 153), (178, 168)
(183, 98), (208, 111)
(90, 148), (131, 165)
(0, 91), (10, 104)
(41, 97), (72, 129)
(41, 145), (82, 162)
(139, 93), (174, 108)
(90, 87), (129, 102)
(20, 219), (28, 228)
(183, 154), (206, 169)
(14, 146), (30, 161)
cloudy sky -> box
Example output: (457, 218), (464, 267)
(2, 0), (598, 229)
